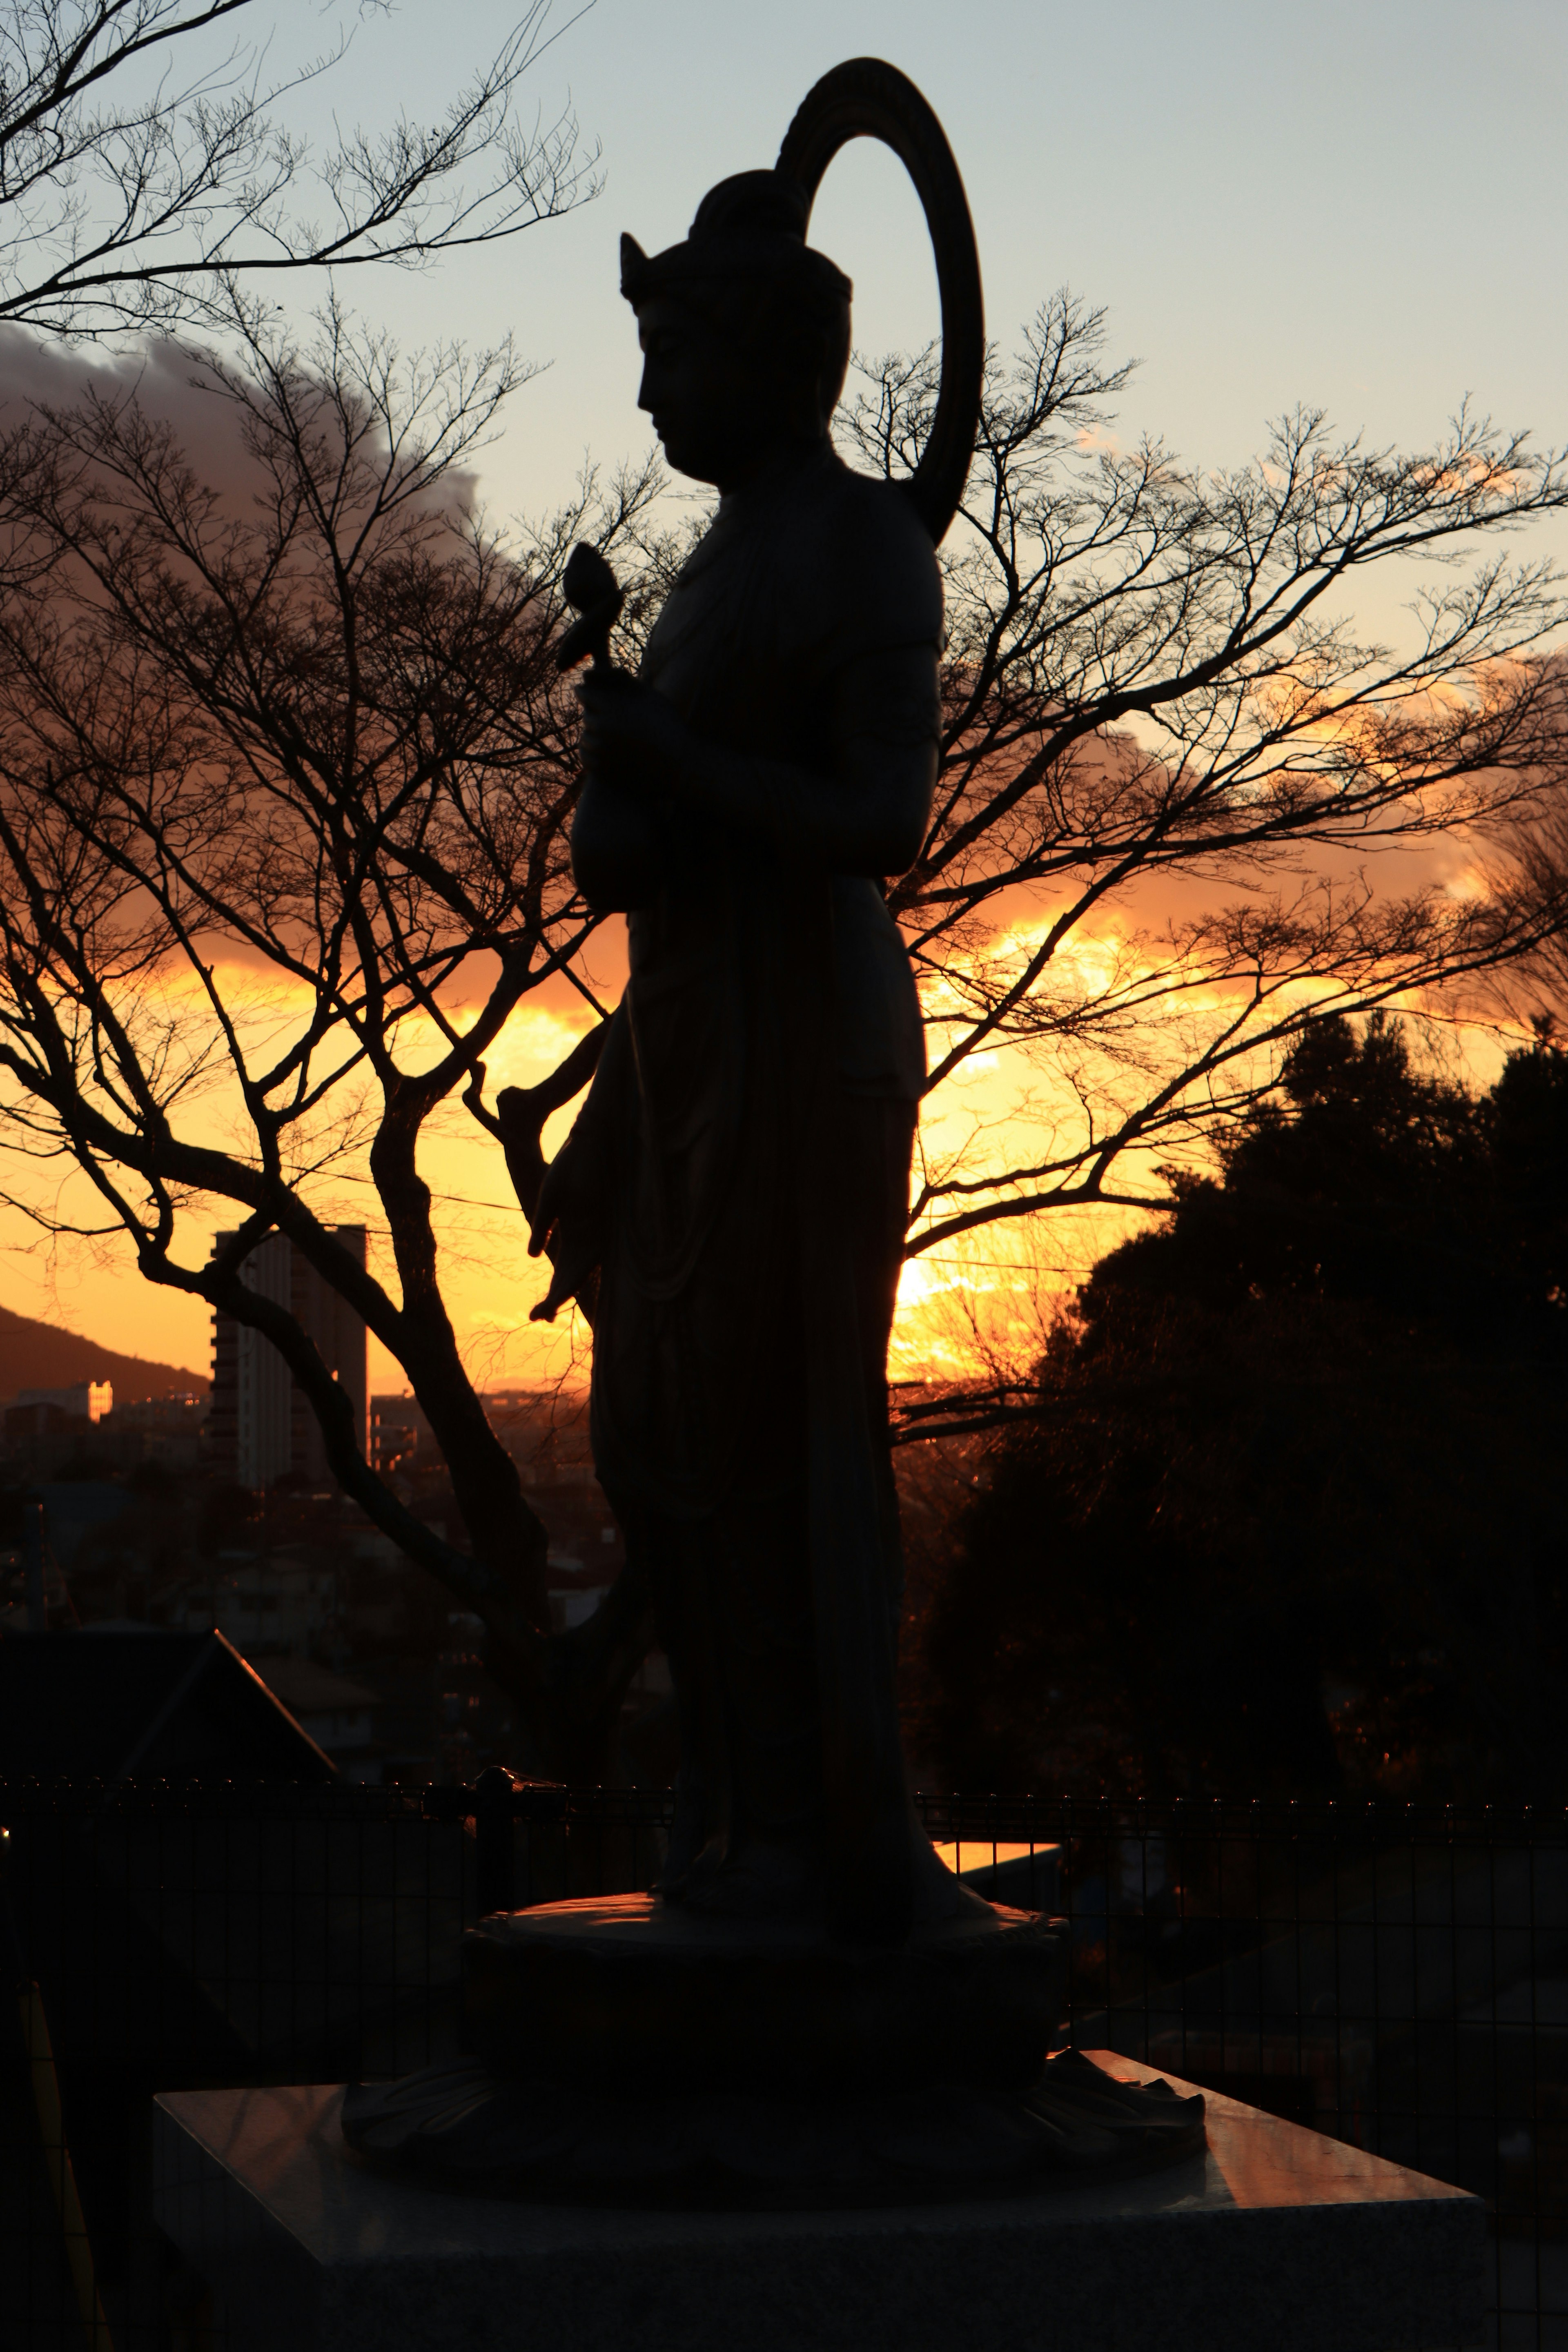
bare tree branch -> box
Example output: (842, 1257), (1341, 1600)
(832, 301), (1568, 1264)
(0, 296), (652, 1768)
(0, 0), (599, 337)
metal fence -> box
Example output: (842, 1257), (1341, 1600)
(3, 1780), (1564, 2351)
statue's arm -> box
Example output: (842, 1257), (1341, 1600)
(576, 640), (938, 880)
(569, 770), (666, 912)
(725, 640), (938, 875)
(527, 1002), (633, 1322)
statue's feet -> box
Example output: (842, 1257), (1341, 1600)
(663, 1833), (824, 1922)
(910, 1830), (998, 1927)
(661, 1824), (1023, 1932)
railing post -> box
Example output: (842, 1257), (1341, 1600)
(473, 1767), (517, 1917)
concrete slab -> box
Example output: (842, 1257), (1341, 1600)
(152, 2055), (1485, 2352)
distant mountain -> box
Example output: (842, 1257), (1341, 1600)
(0, 1303), (208, 1402)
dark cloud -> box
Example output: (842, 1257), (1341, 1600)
(0, 326), (480, 521)
(0, 328), (270, 494)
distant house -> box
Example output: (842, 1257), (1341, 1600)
(4, 1380), (113, 1444)
(0, 1628), (335, 1781)
(168, 1544), (342, 1655)
(252, 1657), (382, 1780)
(0, 1640), (468, 2201)
(2, 1481), (139, 1632)
(104, 1391), (207, 1470)
(12, 1380), (112, 1422)
(29, 1481), (131, 1570)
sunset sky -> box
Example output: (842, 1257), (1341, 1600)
(2, 0), (1566, 1389)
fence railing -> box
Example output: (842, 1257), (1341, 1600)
(4, 1779), (1564, 2351)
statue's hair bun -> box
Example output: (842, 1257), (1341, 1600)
(620, 169), (851, 311)
(688, 171), (810, 245)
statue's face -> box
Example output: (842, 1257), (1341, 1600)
(635, 293), (808, 490)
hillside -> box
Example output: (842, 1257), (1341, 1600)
(0, 1303), (208, 1402)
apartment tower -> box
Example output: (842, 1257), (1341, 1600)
(207, 1228), (369, 1490)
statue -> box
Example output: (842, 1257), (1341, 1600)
(528, 157), (964, 1952)
(343, 61), (1202, 2203)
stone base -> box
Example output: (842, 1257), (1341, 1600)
(339, 2045), (1204, 2208)
(154, 2061), (1487, 2352)
(461, 1891), (1067, 2098)
(336, 1888), (1109, 2207)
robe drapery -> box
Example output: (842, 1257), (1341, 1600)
(565, 442), (952, 1942)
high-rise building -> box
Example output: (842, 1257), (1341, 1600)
(207, 1228), (368, 1490)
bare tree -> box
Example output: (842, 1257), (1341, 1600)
(3, 286), (1568, 1758)
(1495, 741), (1568, 1030)
(0, 297), (657, 1769)
(830, 302), (1568, 1424)
(0, 0), (595, 338)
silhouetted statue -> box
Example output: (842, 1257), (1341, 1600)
(529, 116), (978, 1948)
(344, 65), (1203, 2203)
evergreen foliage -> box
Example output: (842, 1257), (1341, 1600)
(911, 1018), (1568, 1800)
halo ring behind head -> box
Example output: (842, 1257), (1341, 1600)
(776, 58), (984, 547)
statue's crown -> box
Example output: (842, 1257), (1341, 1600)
(620, 170), (852, 308)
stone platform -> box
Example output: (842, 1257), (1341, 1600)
(335, 1889), (1108, 2205)
(153, 2058), (1486, 2352)
(461, 1891), (1064, 2096)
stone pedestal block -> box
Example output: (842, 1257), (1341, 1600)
(153, 2058), (1485, 2352)
(341, 1891), (1146, 2206)
(463, 1892), (1065, 2096)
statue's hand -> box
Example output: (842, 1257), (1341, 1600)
(527, 1136), (605, 1323)
(528, 1232), (599, 1324)
(577, 673), (690, 793)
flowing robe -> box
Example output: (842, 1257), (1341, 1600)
(565, 441), (959, 1939)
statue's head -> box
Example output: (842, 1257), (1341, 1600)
(621, 171), (852, 489)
